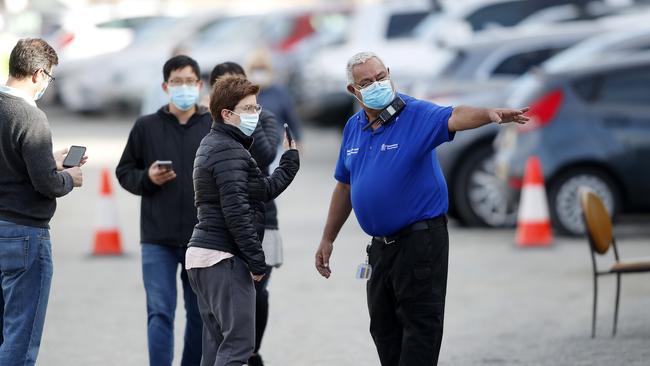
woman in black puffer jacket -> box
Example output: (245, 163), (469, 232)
(186, 76), (299, 366)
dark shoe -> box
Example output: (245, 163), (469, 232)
(248, 354), (264, 366)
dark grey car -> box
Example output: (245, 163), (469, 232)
(429, 24), (609, 227)
(495, 52), (650, 235)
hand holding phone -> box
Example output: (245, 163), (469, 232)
(154, 160), (173, 172)
(62, 145), (87, 168)
(283, 123), (296, 150)
(149, 161), (176, 186)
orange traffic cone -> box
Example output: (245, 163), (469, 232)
(93, 168), (123, 255)
(516, 156), (553, 247)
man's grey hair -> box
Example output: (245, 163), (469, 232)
(346, 51), (385, 84)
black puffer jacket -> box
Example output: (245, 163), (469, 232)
(250, 109), (282, 229)
(189, 122), (299, 275)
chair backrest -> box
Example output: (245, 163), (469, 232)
(580, 189), (613, 255)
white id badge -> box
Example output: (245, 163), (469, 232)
(356, 256), (372, 280)
(356, 241), (373, 280)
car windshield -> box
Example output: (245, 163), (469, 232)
(385, 11), (430, 39)
(543, 30), (650, 73)
(131, 16), (182, 43)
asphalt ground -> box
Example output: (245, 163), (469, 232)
(33, 108), (650, 366)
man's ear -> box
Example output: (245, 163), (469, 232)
(346, 84), (356, 95)
(31, 70), (41, 84)
(162, 82), (169, 94)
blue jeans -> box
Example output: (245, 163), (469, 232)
(0, 220), (53, 366)
(141, 243), (202, 366)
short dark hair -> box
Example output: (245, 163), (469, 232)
(210, 62), (246, 86)
(210, 76), (259, 123)
(9, 38), (58, 79)
(162, 55), (200, 82)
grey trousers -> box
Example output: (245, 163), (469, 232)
(188, 257), (255, 366)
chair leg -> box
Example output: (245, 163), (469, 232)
(592, 274), (598, 338)
(613, 273), (621, 337)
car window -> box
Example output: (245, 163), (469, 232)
(193, 17), (258, 45)
(493, 47), (567, 76)
(466, 1), (539, 31)
(132, 17), (182, 43)
(597, 68), (650, 106)
(572, 76), (600, 102)
(97, 16), (168, 31)
(386, 11), (429, 39)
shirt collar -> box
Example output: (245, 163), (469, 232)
(0, 85), (36, 106)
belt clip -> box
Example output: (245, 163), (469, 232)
(383, 237), (396, 245)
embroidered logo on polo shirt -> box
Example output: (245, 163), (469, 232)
(380, 143), (399, 152)
(346, 148), (360, 156)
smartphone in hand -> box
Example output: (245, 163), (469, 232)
(154, 160), (173, 172)
(62, 145), (86, 168)
(284, 123), (294, 146)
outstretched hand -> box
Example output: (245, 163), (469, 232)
(489, 107), (530, 124)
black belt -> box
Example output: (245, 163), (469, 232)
(373, 216), (447, 245)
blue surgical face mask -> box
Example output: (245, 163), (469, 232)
(359, 79), (395, 110)
(34, 81), (50, 101)
(34, 70), (52, 101)
(169, 85), (199, 111)
(232, 112), (259, 136)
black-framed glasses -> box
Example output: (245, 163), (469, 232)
(167, 78), (200, 87)
(41, 69), (55, 83)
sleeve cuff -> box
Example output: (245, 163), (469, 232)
(334, 173), (350, 184)
(141, 170), (160, 193)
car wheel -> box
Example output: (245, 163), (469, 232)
(453, 144), (517, 227)
(548, 168), (620, 236)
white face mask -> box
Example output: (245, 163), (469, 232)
(232, 111), (259, 136)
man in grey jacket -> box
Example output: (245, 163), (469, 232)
(0, 38), (83, 366)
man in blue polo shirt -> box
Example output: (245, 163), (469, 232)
(314, 52), (529, 366)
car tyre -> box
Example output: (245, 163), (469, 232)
(453, 143), (516, 227)
(548, 168), (620, 236)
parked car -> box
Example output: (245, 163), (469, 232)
(494, 52), (650, 235)
(414, 0), (627, 46)
(46, 4), (176, 63)
(414, 21), (620, 228)
(543, 26), (650, 71)
(185, 6), (351, 88)
(55, 7), (335, 113)
(294, 2), (443, 126)
(412, 21), (613, 105)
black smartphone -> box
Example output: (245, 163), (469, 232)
(284, 123), (293, 145)
(154, 160), (173, 171)
(62, 145), (86, 168)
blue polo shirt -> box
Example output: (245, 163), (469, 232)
(334, 94), (454, 237)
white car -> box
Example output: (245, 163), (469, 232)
(296, 2), (450, 126)
(55, 12), (228, 112)
(47, 4), (178, 63)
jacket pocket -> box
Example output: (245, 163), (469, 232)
(0, 236), (29, 273)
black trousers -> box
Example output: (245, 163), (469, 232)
(253, 266), (273, 354)
(367, 218), (449, 366)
